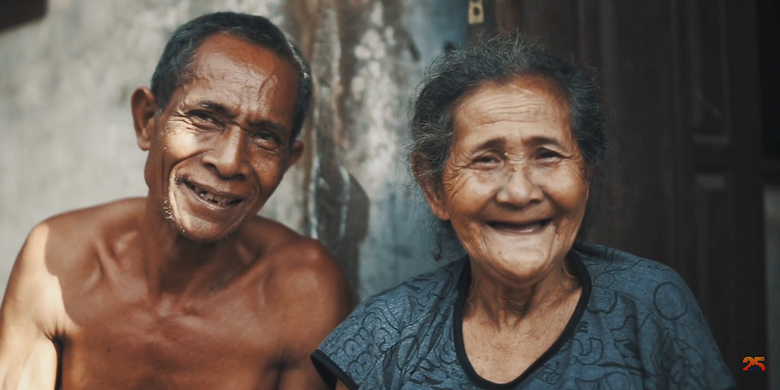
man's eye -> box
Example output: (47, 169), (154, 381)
(252, 131), (281, 145)
(191, 111), (217, 123)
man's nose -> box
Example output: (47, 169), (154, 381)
(203, 127), (249, 178)
(495, 164), (543, 207)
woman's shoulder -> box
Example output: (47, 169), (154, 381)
(573, 241), (694, 311)
(354, 258), (465, 328)
(569, 242), (735, 389)
(313, 259), (466, 387)
(574, 242), (688, 287)
(320, 258), (464, 346)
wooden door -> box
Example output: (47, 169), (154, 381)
(468, 0), (767, 388)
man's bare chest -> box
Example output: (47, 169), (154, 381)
(57, 288), (286, 389)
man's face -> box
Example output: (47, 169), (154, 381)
(137, 34), (303, 242)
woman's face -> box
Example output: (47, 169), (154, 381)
(426, 77), (590, 285)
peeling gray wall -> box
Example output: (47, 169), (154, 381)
(0, 0), (467, 300)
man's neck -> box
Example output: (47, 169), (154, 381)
(139, 199), (245, 300)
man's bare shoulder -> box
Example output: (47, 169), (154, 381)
(42, 198), (144, 234)
(22, 198), (145, 276)
(240, 215), (343, 275)
(3, 199), (143, 337)
(240, 216), (352, 333)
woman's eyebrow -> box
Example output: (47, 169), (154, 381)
(469, 138), (506, 151)
(468, 135), (567, 152)
(524, 135), (566, 149)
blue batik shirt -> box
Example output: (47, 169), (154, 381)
(312, 242), (736, 389)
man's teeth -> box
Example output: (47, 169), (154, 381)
(199, 191), (231, 205)
(188, 184), (237, 206)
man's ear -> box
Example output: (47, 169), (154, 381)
(286, 140), (305, 169)
(412, 153), (450, 221)
(131, 87), (157, 151)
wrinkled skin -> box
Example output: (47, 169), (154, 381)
(420, 77), (589, 384)
(144, 34), (303, 243)
(0, 34), (352, 390)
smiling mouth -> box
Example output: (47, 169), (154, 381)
(184, 181), (243, 207)
(487, 219), (552, 234)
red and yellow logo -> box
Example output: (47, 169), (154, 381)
(743, 357), (766, 371)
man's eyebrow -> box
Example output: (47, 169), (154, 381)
(249, 120), (290, 141)
(248, 119), (290, 137)
(189, 99), (291, 138)
(195, 100), (237, 118)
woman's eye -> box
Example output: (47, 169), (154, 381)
(538, 149), (563, 160)
(473, 154), (500, 165)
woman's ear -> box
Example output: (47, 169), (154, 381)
(131, 87), (157, 151)
(583, 165), (595, 201)
(412, 153), (450, 221)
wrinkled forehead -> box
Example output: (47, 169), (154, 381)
(193, 34), (292, 71)
(450, 76), (573, 143)
(454, 76), (568, 121)
(175, 34), (300, 120)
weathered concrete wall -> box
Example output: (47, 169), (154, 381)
(0, 0), (467, 300)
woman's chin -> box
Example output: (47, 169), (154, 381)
(472, 245), (566, 285)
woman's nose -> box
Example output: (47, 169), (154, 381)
(495, 165), (543, 207)
(203, 127), (249, 178)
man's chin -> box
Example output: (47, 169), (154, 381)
(169, 217), (244, 243)
(165, 190), (255, 242)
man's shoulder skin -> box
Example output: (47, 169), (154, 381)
(0, 198), (352, 389)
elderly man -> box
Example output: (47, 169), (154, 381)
(0, 12), (351, 390)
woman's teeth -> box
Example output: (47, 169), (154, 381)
(489, 220), (549, 233)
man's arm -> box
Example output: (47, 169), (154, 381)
(274, 241), (353, 390)
(0, 223), (61, 390)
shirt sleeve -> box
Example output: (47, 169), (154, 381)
(311, 295), (403, 390)
(638, 270), (737, 389)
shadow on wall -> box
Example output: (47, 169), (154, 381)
(309, 151), (370, 301)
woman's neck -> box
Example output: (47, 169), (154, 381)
(463, 256), (581, 330)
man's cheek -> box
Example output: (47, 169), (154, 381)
(164, 127), (206, 157)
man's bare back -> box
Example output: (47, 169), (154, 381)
(0, 13), (351, 390)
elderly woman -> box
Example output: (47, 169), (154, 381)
(312, 36), (734, 389)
